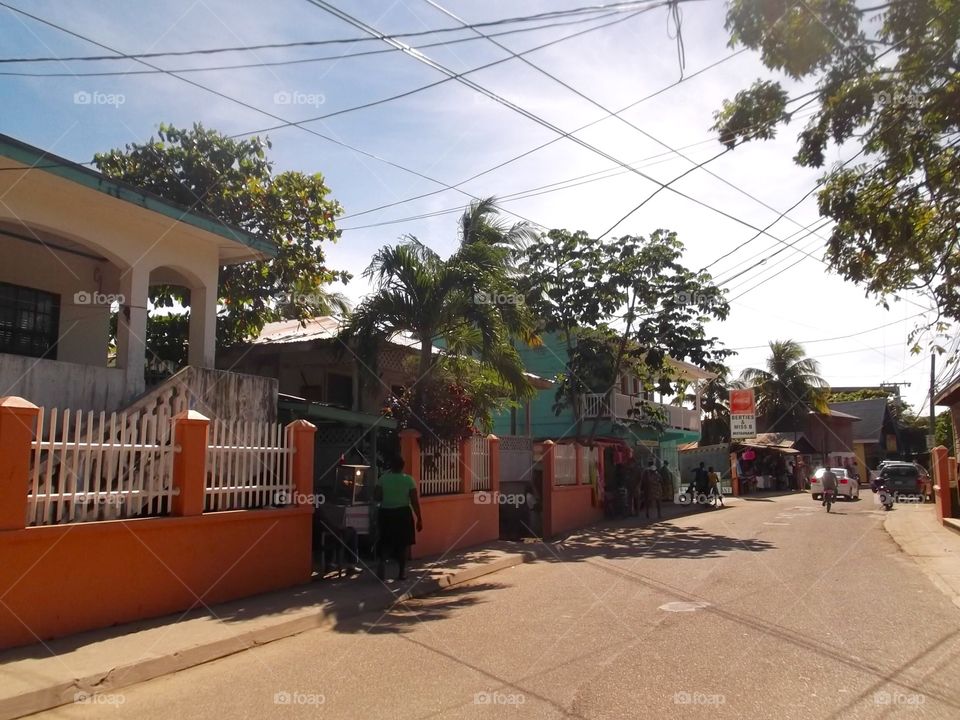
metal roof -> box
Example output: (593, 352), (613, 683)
(828, 399), (889, 442)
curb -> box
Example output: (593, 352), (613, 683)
(1, 551), (538, 720)
(883, 514), (960, 612)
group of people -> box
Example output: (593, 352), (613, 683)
(621, 458), (675, 520)
(687, 461), (725, 506)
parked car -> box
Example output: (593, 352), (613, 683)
(877, 462), (925, 500)
(811, 467), (860, 501)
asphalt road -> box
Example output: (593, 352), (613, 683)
(36, 492), (960, 719)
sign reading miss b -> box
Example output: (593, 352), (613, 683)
(729, 388), (756, 439)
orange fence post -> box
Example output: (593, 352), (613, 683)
(287, 419), (317, 504)
(171, 410), (209, 517)
(541, 440), (556, 539)
(399, 429), (421, 488)
(932, 446), (951, 523)
(488, 434), (501, 496)
(460, 437), (473, 495)
(0, 396), (39, 531)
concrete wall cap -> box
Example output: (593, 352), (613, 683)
(0, 396), (39, 410)
(173, 409), (209, 422)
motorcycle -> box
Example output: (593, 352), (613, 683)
(872, 478), (894, 511)
(823, 487), (835, 513)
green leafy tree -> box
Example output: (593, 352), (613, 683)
(714, 0), (960, 341)
(740, 340), (829, 431)
(935, 409), (955, 454)
(520, 229), (731, 443)
(343, 199), (538, 441)
(94, 123), (348, 366)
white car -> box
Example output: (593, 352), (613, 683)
(811, 467), (860, 501)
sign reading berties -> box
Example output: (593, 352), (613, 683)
(729, 388), (757, 439)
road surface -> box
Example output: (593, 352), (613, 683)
(39, 493), (960, 719)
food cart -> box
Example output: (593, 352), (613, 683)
(317, 464), (375, 576)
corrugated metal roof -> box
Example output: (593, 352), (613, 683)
(828, 399), (889, 442)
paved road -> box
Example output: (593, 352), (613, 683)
(39, 493), (960, 719)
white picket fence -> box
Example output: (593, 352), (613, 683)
(420, 440), (461, 496)
(554, 443), (577, 485)
(205, 419), (294, 511)
(579, 445), (599, 484)
(27, 407), (176, 526)
(471, 435), (491, 491)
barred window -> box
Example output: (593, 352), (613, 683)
(0, 281), (60, 359)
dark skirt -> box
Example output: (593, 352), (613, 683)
(378, 506), (415, 549)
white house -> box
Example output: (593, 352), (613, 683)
(0, 133), (275, 412)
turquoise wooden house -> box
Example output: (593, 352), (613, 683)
(492, 332), (713, 470)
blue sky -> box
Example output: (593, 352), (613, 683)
(0, 0), (941, 412)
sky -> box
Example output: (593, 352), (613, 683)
(0, 0), (944, 414)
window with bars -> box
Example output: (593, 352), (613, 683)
(0, 281), (60, 359)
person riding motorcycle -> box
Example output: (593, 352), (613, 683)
(820, 468), (838, 506)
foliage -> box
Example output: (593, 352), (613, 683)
(936, 409), (955, 454)
(383, 380), (477, 445)
(739, 340), (829, 431)
(94, 123), (348, 361)
(343, 199), (537, 442)
(714, 0), (960, 345)
(676, 373), (744, 445)
(520, 228), (732, 441)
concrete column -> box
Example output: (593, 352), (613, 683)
(287, 419), (317, 503)
(729, 452), (740, 497)
(171, 410), (209, 517)
(116, 265), (150, 398)
(487, 434), (500, 496)
(0, 397), (39, 530)
(399, 429), (421, 489)
(541, 440), (556, 539)
(932, 446), (951, 523)
(460, 436), (473, 494)
(187, 282), (217, 368)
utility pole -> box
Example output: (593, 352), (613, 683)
(929, 353), (936, 448)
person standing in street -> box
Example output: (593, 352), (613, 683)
(642, 460), (662, 519)
(375, 456), (423, 581)
(658, 459), (674, 502)
(625, 460), (642, 517)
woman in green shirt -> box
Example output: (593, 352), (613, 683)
(375, 456), (423, 581)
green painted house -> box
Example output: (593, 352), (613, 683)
(492, 332), (713, 465)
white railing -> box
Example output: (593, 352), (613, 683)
(205, 420), (294, 511)
(554, 444), (577, 485)
(580, 391), (701, 432)
(471, 435), (490, 491)
(420, 440), (461, 496)
(27, 407), (176, 526)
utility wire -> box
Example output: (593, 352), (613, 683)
(0, 11), (627, 77)
(728, 315), (928, 351)
(0, 1), (656, 63)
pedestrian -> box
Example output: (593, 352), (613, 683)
(690, 461), (709, 497)
(642, 460), (662, 519)
(658, 459), (675, 501)
(707, 466), (724, 507)
(375, 456), (423, 581)
(788, 461), (796, 491)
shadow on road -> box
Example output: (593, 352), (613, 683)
(547, 521), (775, 562)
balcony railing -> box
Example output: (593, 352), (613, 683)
(580, 391), (700, 432)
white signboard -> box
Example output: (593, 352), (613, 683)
(729, 389), (757, 440)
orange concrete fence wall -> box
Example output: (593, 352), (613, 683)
(0, 397), (316, 650)
(540, 441), (604, 539)
(932, 445), (953, 524)
(400, 430), (500, 559)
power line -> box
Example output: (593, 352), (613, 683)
(0, 10), (626, 78)
(0, 1), (654, 63)
(727, 315), (927, 351)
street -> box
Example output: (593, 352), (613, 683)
(37, 493), (960, 719)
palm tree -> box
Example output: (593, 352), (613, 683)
(343, 199), (538, 424)
(673, 374), (743, 444)
(739, 340), (829, 432)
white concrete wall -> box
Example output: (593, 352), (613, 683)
(0, 231), (113, 366)
(0, 354), (128, 411)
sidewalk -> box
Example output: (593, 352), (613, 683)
(0, 499), (717, 720)
(884, 503), (960, 610)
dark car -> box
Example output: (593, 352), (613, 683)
(877, 462), (923, 499)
